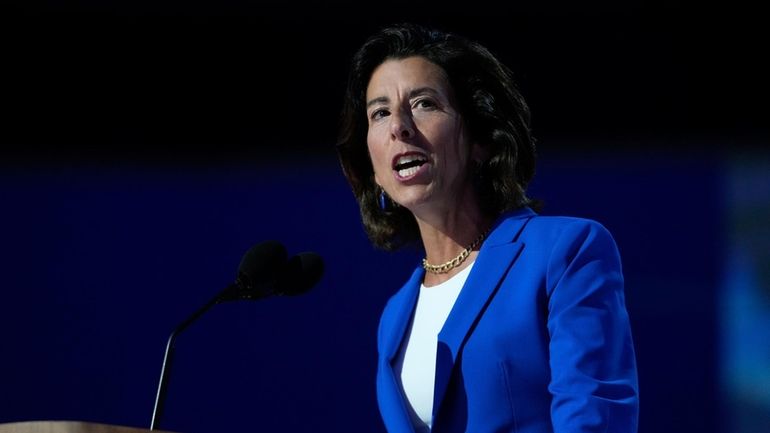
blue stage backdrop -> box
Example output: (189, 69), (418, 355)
(1, 144), (765, 433)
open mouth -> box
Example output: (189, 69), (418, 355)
(393, 153), (429, 178)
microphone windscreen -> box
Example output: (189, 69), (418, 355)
(277, 252), (324, 295)
(237, 240), (288, 289)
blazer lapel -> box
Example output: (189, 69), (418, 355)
(378, 267), (423, 433)
(382, 267), (423, 361)
(432, 209), (534, 420)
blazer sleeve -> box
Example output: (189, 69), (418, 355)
(545, 220), (639, 433)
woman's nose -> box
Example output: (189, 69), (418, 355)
(390, 110), (415, 141)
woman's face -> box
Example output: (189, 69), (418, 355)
(365, 56), (479, 217)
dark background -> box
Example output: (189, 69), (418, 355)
(2, 0), (768, 160)
(1, 1), (768, 433)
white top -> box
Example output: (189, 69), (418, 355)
(393, 261), (475, 432)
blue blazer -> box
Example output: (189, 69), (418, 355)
(376, 208), (639, 433)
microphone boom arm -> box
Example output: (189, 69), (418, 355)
(150, 286), (233, 430)
(147, 242), (322, 430)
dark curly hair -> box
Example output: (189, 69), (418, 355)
(337, 23), (537, 251)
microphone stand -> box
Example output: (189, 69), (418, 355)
(148, 251), (321, 430)
(150, 285), (235, 430)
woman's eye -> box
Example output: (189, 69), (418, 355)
(414, 99), (437, 110)
(370, 108), (389, 120)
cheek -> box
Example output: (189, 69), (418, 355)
(435, 123), (469, 165)
(366, 136), (380, 166)
(366, 134), (386, 183)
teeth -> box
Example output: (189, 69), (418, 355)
(398, 166), (421, 177)
(393, 153), (428, 177)
(396, 155), (427, 165)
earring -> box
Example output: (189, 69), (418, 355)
(379, 189), (388, 211)
(378, 186), (395, 212)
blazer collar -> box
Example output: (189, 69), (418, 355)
(432, 207), (534, 419)
(484, 206), (536, 247)
(381, 266), (423, 362)
(379, 207), (535, 426)
(380, 207), (535, 362)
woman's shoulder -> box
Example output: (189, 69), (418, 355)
(495, 207), (617, 244)
(530, 213), (613, 236)
(485, 209), (622, 272)
(519, 212), (622, 270)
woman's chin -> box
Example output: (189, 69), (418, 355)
(397, 194), (458, 219)
(394, 197), (429, 215)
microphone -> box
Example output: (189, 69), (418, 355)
(216, 240), (288, 301)
(150, 241), (323, 430)
(275, 252), (324, 296)
(218, 246), (324, 301)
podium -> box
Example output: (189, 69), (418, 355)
(0, 422), (177, 433)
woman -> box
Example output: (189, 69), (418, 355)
(337, 23), (639, 433)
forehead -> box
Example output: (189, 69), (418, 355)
(365, 56), (451, 100)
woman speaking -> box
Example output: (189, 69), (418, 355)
(336, 23), (639, 433)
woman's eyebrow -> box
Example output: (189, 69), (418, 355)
(366, 96), (389, 109)
(367, 87), (441, 109)
(408, 87), (440, 99)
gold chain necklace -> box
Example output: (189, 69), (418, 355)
(422, 229), (490, 275)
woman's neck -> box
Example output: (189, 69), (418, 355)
(414, 202), (493, 287)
